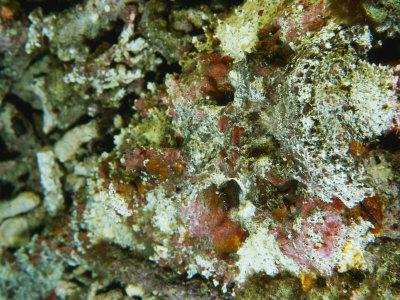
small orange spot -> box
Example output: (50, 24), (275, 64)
(203, 185), (223, 209)
(245, 98), (251, 110)
(136, 181), (146, 195)
(146, 158), (162, 173)
(51, 227), (62, 236)
(79, 231), (90, 243)
(117, 183), (135, 194)
(362, 194), (384, 234)
(174, 160), (185, 175)
(1, 6), (13, 20)
(157, 167), (169, 179)
(272, 204), (288, 222)
(183, 231), (190, 239)
(221, 55), (232, 65)
(348, 141), (369, 157)
(299, 271), (316, 292)
(235, 228), (246, 242)
(146, 157), (170, 180)
(214, 234), (240, 253)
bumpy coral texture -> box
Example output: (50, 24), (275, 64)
(95, 2), (399, 293)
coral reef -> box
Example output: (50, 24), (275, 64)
(1, 0), (400, 298)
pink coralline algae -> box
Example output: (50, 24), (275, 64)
(181, 185), (245, 255)
(274, 197), (374, 275)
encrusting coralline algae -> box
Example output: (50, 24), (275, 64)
(1, 0), (400, 298)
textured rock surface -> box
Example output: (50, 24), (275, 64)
(37, 148), (64, 215)
(1, 0), (400, 298)
(0, 191), (40, 222)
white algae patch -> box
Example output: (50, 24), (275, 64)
(216, 0), (285, 60)
(0, 192), (40, 222)
(37, 148), (64, 216)
(54, 121), (98, 163)
(236, 227), (299, 283)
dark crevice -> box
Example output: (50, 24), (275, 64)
(0, 180), (15, 199)
(29, 224), (46, 236)
(248, 111), (260, 121)
(348, 269), (366, 282)
(276, 179), (298, 193)
(2, 93), (47, 145)
(314, 275), (327, 288)
(63, 264), (77, 274)
(174, 133), (185, 148)
(254, 25), (294, 67)
(19, 0), (84, 15)
(144, 71), (157, 83)
(186, 26), (204, 37)
(67, 276), (87, 288)
(86, 20), (125, 57)
(96, 281), (125, 295)
(367, 37), (400, 65)
(64, 191), (74, 211)
(372, 130), (400, 152)
(170, 0), (244, 11)
(219, 179), (241, 209)
(248, 144), (274, 158)
(0, 136), (20, 161)
(392, 280), (400, 289)
(247, 136), (280, 158)
(3, 94), (40, 127)
(279, 180), (300, 207)
(216, 91), (234, 106)
(170, 0), (212, 7)
(90, 133), (115, 154)
(62, 114), (93, 134)
(87, 106), (119, 154)
(17, 172), (30, 182)
(11, 116), (28, 137)
(151, 58), (182, 84)
(24, 51), (50, 72)
(72, 114), (93, 127)
(117, 94), (136, 125)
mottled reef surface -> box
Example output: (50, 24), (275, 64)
(1, 0), (400, 299)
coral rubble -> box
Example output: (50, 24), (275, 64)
(1, 0), (400, 298)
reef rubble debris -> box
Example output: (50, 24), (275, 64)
(1, 0), (400, 298)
